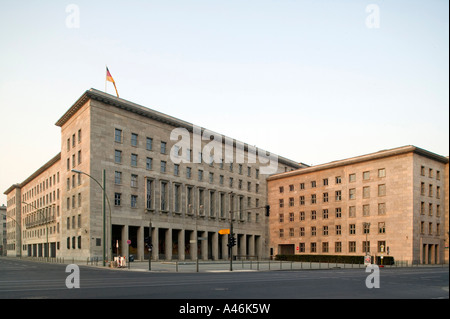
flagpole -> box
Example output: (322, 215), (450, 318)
(105, 65), (107, 93)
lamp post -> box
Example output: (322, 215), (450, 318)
(72, 169), (111, 266)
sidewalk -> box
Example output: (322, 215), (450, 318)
(108, 259), (449, 273)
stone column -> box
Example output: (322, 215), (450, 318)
(165, 228), (172, 261)
(152, 225), (158, 261)
(121, 224), (128, 258)
(137, 225), (144, 261)
(178, 229), (185, 261)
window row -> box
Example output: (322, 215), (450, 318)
(420, 182), (441, 199)
(66, 236), (82, 250)
(114, 179), (262, 222)
(66, 150), (82, 170)
(66, 129), (82, 151)
(420, 165), (441, 180)
(113, 166), (260, 193)
(22, 172), (60, 203)
(278, 204), (387, 222)
(279, 222), (385, 237)
(114, 129), (261, 178)
(278, 169), (386, 193)
(294, 240), (386, 254)
(279, 185), (386, 207)
(66, 193), (82, 210)
(420, 202), (442, 217)
(420, 221), (443, 236)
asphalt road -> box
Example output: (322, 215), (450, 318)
(0, 257), (448, 301)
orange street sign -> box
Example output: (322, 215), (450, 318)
(218, 229), (230, 235)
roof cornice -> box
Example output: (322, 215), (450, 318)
(268, 145), (449, 181)
(55, 89), (301, 168)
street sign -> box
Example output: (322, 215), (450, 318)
(364, 254), (371, 266)
(198, 237), (207, 241)
(218, 229), (230, 235)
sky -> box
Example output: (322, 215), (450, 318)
(0, 0), (448, 205)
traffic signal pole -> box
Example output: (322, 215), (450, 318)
(229, 211), (234, 272)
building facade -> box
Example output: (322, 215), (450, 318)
(4, 88), (301, 261)
(267, 146), (449, 264)
(0, 204), (6, 256)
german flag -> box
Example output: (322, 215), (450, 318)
(106, 66), (119, 97)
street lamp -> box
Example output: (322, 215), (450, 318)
(71, 169), (112, 266)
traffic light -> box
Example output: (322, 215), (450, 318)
(144, 236), (152, 251)
(265, 205), (270, 216)
(227, 234), (236, 248)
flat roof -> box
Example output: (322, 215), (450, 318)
(267, 145), (449, 181)
(55, 88), (301, 168)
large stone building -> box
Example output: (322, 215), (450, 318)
(0, 204), (6, 256)
(267, 146), (449, 264)
(4, 88), (301, 261)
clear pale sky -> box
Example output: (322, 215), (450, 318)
(0, 0), (448, 205)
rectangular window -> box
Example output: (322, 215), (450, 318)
(131, 133), (138, 146)
(378, 222), (385, 234)
(363, 171), (370, 180)
(378, 203), (386, 215)
(146, 137), (153, 151)
(146, 157), (153, 170)
(209, 191), (215, 217)
(186, 167), (192, 179)
(146, 179), (153, 210)
(363, 186), (370, 198)
(349, 173), (356, 182)
(289, 197), (294, 207)
(114, 171), (122, 185)
(349, 188), (356, 200)
(349, 224), (356, 235)
(363, 204), (370, 216)
(174, 184), (181, 213)
(115, 150), (122, 163)
(300, 196), (305, 205)
(161, 182), (168, 211)
(131, 195), (137, 208)
(131, 154), (138, 167)
(160, 161), (166, 173)
(174, 164), (180, 176)
(199, 189), (205, 215)
(378, 184), (386, 196)
(161, 141), (167, 154)
(187, 186), (194, 214)
(115, 129), (122, 143)
(114, 193), (121, 206)
(131, 174), (138, 188)
(349, 241), (356, 253)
